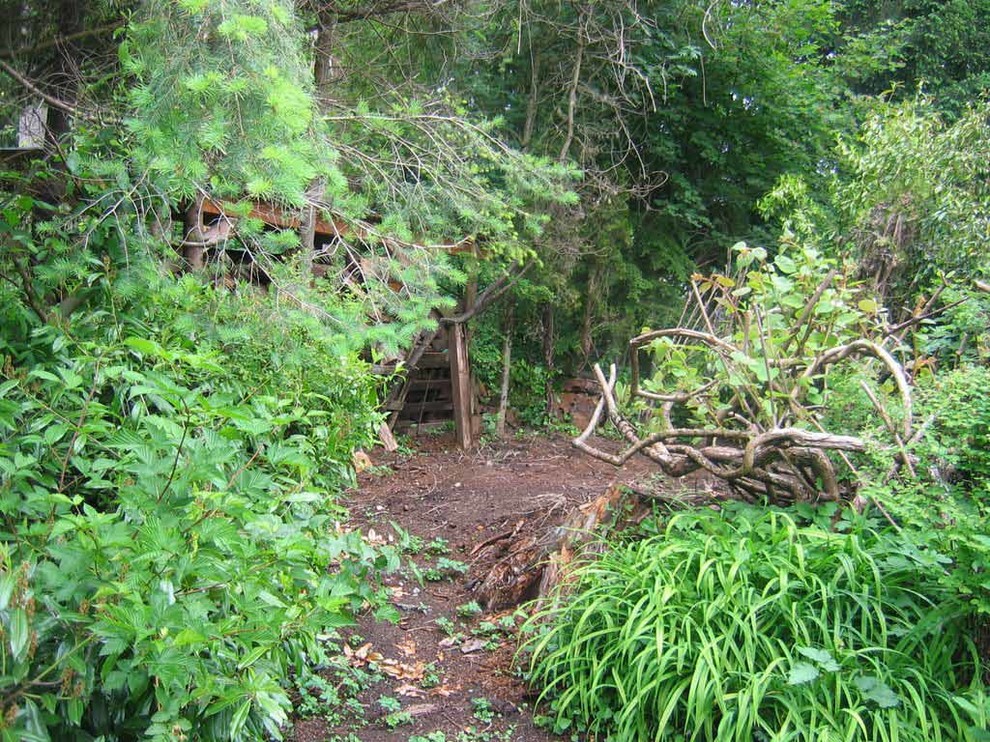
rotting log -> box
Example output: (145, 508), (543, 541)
(472, 484), (653, 610)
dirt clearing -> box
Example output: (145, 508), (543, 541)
(290, 432), (666, 742)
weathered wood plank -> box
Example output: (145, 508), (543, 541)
(402, 400), (455, 413)
(448, 322), (473, 450)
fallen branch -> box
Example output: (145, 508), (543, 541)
(575, 254), (923, 504)
(798, 339), (911, 437)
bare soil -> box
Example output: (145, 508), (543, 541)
(289, 431), (663, 742)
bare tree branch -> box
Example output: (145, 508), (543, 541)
(0, 22), (123, 60)
(439, 260), (533, 325)
(0, 59), (99, 122)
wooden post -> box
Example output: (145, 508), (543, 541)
(448, 322), (473, 450)
(182, 196), (206, 271)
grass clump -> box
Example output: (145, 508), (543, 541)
(522, 503), (985, 741)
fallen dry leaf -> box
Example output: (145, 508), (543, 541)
(459, 638), (486, 654)
(379, 658), (425, 681)
(396, 638), (417, 657)
(343, 642), (383, 666)
(395, 683), (427, 698)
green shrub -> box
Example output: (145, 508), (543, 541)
(858, 365), (990, 617)
(913, 366), (990, 490)
(0, 268), (394, 740)
(470, 315), (556, 427)
(522, 504), (984, 741)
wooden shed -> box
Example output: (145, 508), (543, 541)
(183, 197), (480, 448)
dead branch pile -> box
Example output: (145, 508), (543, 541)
(477, 260), (986, 606)
(573, 252), (923, 504)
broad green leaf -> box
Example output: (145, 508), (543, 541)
(775, 254), (797, 274)
(796, 646), (840, 672)
(124, 337), (163, 356)
(786, 662), (819, 685)
(237, 644), (272, 670)
(173, 628), (207, 647)
(229, 698), (253, 737)
(9, 607), (29, 661)
(0, 573), (15, 611)
(854, 676), (900, 708)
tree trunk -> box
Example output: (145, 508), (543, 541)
(313, 10), (340, 107)
(496, 305), (515, 439)
(521, 49), (540, 153)
(558, 6), (587, 164)
(44, 0), (86, 145)
(542, 303), (556, 414)
(580, 263), (601, 366)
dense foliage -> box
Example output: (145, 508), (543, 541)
(524, 96), (990, 742)
(2, 0), (989, 739)
(0, 211), (395, 738)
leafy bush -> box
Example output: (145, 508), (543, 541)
(914, 366), (990, 490)
(0, 265), (393, 740)
(858, 365), (990, 617)
(761, 97), (990, 311)
(522, 504), (984, 741)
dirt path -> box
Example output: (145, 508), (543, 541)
(290, 432), (657, 742)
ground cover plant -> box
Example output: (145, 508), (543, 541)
(523, 503), (987, 741)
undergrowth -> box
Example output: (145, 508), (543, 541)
(522, 503), (987, 741)
(0, 262), (396, 739)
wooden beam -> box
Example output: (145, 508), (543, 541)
(200, 198), (349, 238)
(401, 400), (454, 413)
(416, 353), (450, 369)
(199, 198), (477, 255)
(448, 322), (473, 450)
